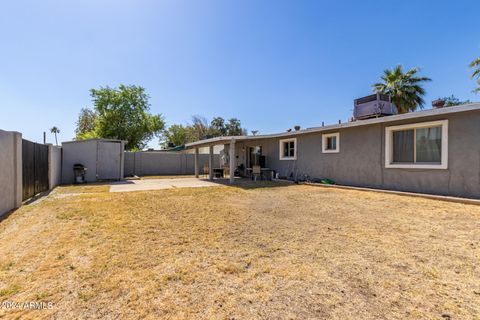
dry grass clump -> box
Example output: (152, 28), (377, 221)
(0, 181), (479, 319)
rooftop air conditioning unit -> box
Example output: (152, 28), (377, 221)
(353, 94), (397, 120)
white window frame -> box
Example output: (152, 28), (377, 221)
(279, 138), (297, 160)
(322, 132), (340, 153)
(385, 120), (448, 169)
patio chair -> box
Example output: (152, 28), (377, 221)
(203, 164), (209, 178)
(252, 165), (262, 181)
(223, 165), (230, 178)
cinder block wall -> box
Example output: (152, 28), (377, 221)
(0, 130), (22, 217)
(124, 152), (220, 177)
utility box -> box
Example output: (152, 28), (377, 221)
(61, 139), (125, 184)
(353, 94), (397, 120)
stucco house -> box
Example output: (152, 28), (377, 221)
(186, 103), (480, 199)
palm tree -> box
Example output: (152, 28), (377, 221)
(469, 57), (480, 93)
(373, 65), (431, 114)
(50, 126), (60, 146)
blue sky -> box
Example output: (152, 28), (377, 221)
(1, 0), (479, 147)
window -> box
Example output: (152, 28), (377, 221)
(385, 120), (448, 169)
(322, 133), (340, 153)
(279, 138), (297, 160)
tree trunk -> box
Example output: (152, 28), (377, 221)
(394, 97), (406, 114)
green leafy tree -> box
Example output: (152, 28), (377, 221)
(162, 124), (189, 147)
(209, 117), (227, 136)
(75, 108), (97, 140)
(440, 95), (471, 107)
(470, 57), (480, 93)
(81, 85), (164, 150)
(373, 65), (431, 113)
(162, 115), (247, 148)
(50, 126), (60, 145)
(225, 118), (246, 136)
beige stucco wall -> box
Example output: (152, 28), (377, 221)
(48, 145), (62, 189)
(0, 130), (22, 217)
(124, 152), (220, 176)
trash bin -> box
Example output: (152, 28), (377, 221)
(73, 164), (87, 184)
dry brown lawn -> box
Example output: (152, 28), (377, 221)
(0, 181), (479, 319)
(139, 175), (196, 180)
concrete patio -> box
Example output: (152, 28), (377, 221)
(109, 177), (219, 192)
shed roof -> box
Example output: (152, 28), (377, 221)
(62, 138), (126, 145)
(185, 103), (480, 148)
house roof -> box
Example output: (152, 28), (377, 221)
(185, 103), (480, 148)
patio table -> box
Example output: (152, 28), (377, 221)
(212, 168), (224, 178)
(245, 168), (273, 180)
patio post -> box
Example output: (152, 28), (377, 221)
(209, 145), (214, 181)
(194, 147), (199, 178)
(229, 139), (235, 184)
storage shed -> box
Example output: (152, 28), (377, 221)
(61, 139), (125, 184)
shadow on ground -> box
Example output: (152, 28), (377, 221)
(0, 189), (54, 223)
(209, 178), (295, 190)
